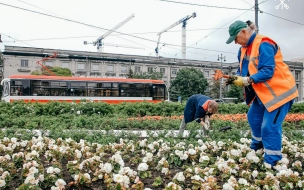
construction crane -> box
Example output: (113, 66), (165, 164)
(36, 52), (57, 76)
(155, 12), (196, 59)
(84, 14), (135, 52)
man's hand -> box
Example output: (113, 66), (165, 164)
(233, 76), (251, 87)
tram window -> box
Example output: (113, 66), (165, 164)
(70, 89), (87, 96)
(33, 88), (50, 96)
(113, 83), (118, 88)
(103, 83), (111, 88)
(153, 85), (165, 100)
(51, 81), (67, 87)
(10, 80), (30, 96)
(41, 82), (49, 86)
(50, 89), (67, 96)
(71, 82), (87, 87)
(120, 83), (150, 97)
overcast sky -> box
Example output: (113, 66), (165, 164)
(0, 0), (303, 64)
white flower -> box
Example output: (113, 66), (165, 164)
(281, 157), (289, 165)
(54, 168), (61, 174)
(217, 141), (224, 147)
(252, 170), (258, 178)
(264, 162), (272, 169)
(161, 167), (169, 175)
(74, 174), (79, 181)
(51, 186), (60, 190)
(55, 179), (66, 189)
(191, 175), (203, 181)
(138, 163), (149, 171)
(104, 163), (113, 174)
(84, 173), (91, 181)
(0, 179), (5, 187)
(113, 174), (124, 183)
(238, 178), (248, 185)
(188, 148), (196, 155)
(223, 183), (234, 190)
(47, 167), (54, 174)
(29, 167), (38, 174)
(77, 110), (81, 114)
(173, 172), (185, 182)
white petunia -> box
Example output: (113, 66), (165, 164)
(55, 179), (66, 189)
(252, 170), (258, 178)
(161, 167), (169, 175)
(0, 179), (6, 187)
(138, 163), (149, 171)
(173, 172), (185, 182)
(113, 174), (124, 183)
(104, 163), (113, 174)
(188, 148), (196, 155)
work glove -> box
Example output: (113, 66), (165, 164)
(233, 76), (251, 87)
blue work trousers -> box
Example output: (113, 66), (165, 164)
(247, 98), (293, 166)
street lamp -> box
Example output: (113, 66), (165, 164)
(218, 54), (226, 100)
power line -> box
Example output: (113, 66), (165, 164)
(0, 32), (34, 47)
(159, 0), (254, 11)
(2, 27), (229, 42)
(0, 2), (236, 55)
(262, 11), (304, 26)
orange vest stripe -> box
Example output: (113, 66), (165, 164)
(240, 34), (298, 112)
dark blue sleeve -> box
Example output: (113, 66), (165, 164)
(250, 42), (277, 83)
(236, 48), (241, 75)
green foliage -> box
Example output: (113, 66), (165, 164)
(132, 67), (164, 80)
(50, 66), (73, 76)
(31, 66), (72, 76)
(225, 85), (244, 102)
(206, 80), (220, 99)
(169, 68), (208, 101)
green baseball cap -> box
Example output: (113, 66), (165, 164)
(226, 20), (248, 44)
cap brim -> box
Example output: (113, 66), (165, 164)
(226, 34), (237, 44)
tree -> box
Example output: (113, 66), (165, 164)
(225, 85), (244, 102)
(128, 67), (164, 80)
(169, 67), (208, 101)
(31, 66), (73, 76)
(206, 79), (220, 99)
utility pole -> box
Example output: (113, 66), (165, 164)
(255, 0), (259, 33)
(218, 54), (226, 100)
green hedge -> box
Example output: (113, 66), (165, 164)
(1, 101), (304, 117)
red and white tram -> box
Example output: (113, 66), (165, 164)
(1, 75), (168, 103)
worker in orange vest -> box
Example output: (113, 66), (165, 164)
(179, 94), (218, 136)
(225, 20), (298, 167)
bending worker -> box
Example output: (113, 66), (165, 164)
(226, 20), (298, 166)
(179, 94), (218, 136)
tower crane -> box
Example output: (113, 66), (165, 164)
(155, 12), (196, 59)
(84, 14), (135, 52)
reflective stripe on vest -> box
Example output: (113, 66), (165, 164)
(240, 34), (298, 112)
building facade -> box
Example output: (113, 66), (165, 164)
(1, 45), (303, 101)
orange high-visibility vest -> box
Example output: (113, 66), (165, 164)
(240, 34), (298, 112)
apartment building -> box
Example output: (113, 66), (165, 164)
(1, 45), (303, 101)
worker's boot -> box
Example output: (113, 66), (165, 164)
(178, 118), (186, 136)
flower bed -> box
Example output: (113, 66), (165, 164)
(0, 136), (304, 189)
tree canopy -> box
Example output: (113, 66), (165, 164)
(31, 66), (73, 76)
(128, 67), (164, 80)
(169, 67), (208, 101)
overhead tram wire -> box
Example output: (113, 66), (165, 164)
(0, 2), (235, 55)
(262, 12), (304, 26)
(2, 27), (229, 43)
(159, 0), (254, 11)
(0, 32), (34, 47)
